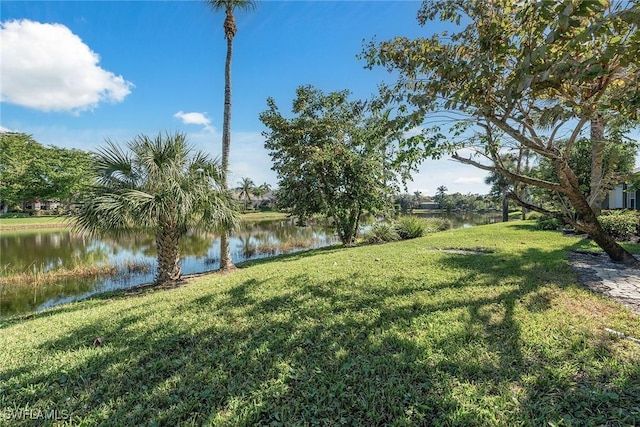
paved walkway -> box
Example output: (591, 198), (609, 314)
(569, 252), (640, 314)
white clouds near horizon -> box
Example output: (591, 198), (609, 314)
(0, 19), (133, 113)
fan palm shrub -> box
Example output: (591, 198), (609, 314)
(72, 132), (239, 284)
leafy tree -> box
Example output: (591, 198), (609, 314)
(0, 133), (44, 210)
(364, 0), (640, 264)
(72, 132), (238, 284)
(0, 132), (95, 212)
(237, 176), (255, 211)
(533, 137), (637, 217)
(207, 0), (256, 271)
(260, 85), (411, 245)
(48, 146), (96, 208)
(394, 193), (418, 213)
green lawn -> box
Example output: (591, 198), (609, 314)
(0, 211), (289, 231)
(0, 216), (70, 230)
(1, 222), (639, 425)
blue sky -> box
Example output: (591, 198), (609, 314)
(2, 1), (497, 195)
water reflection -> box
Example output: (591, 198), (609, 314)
(0, 218), (339, 316)
(414, 211), (503, 228)
(0, 213), (503, 316)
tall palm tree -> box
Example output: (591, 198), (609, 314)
(259, 182), (272, 193)
(72, 132), (239, 284)
(237, 177), (255, 211)
(207, 0), (256, 271)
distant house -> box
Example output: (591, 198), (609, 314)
(23, 200), (59, 212)
(251, 191), (277, 210)
(231, 190), (277, 210)
(603, 167), (640, 210)
(418, 202), (440, 210)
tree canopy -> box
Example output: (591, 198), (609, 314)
(0, 132), (95, 211)
(364, 0), (640, 263)
(260, 85), (414, 245)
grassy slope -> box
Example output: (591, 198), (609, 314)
(1, 222), (639, 426)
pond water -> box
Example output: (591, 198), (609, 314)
(415, 211), (504, 228)
(0, 218), (338, 317)
(0, 212), (503, 317)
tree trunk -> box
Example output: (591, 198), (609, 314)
(588, 114), (605, 216)
(155, 225), (182, 284)
(556, 159), (638, 265)
(219, 25), (235, 271)
(501, 191), (509, 222)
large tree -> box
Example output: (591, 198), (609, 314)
(207, 0), (256, 271)
(72, 132), (238, 284)
(260, 85), (412, 245)
(532, 137), (637, 217)
(0, 132), (95, 212)
(364, 0), (640, 264)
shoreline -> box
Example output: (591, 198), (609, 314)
(0, 211), (290, 231)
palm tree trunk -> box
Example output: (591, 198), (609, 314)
(155, 225), (182, 284)
(219, 19), (235, 271)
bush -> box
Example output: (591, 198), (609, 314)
(422, 217), (452, 233)
(364, 222), (399, 244)
(535, 214), (562, 231)
(526, 211), (542, 220)
(598, 210), (639, 241)
(395, 216), (426, 239)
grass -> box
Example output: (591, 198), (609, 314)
(0, 211), (289, 231)
(0, 260), (152, 287)
(0, 216), (72, 230)
(1, 221), (639, 425)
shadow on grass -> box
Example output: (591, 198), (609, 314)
(2, 241), (639, 426)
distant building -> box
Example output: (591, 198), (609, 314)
(22, 200), (59, 212)
(418, 202), (440, 210)
(603, 167), (640, 210)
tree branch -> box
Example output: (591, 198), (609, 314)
(451, 153), (566, 192)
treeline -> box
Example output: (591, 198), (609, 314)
(393, 191), (498, 213)
(0, 132), (95, 213)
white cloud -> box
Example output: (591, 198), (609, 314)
(453, 176), (484, 184)
(0, 19), (133, 113)
(0, 126), (14, 133)
(174, 111), (215, 133)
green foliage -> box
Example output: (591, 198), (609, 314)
(532, 138), (637, 213)
(363, 0), (640, 262)
(260, 85), (415, 245)
(73, 132), (239, 283)
(0, 132), (96, 210)
(536, 215), (563, 231)
(395, 216), (426, 239)
(422, 217), (452, 233)
(526, 211), (543, 220)
(2, 222), (639, 425)
(598, 210), (639, 241)
(365, 217), (451, 244)
(364, 222), (399, 244)
(237, 177), (255, 211)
